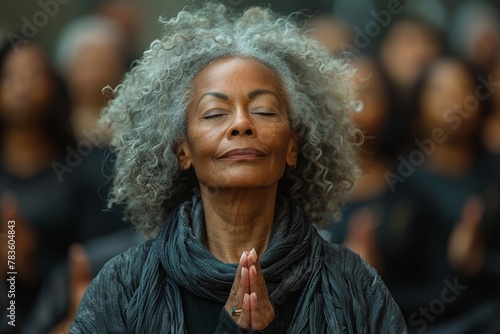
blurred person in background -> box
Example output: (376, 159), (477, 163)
(378, 15), (443, 99)
(481, 55), (500, 168)
(55, 15), (127, 145)
(53, 14), (129, 239)
(0, 40), (75, 332)
(25, 226), (143, 334)
(377, 14), (444, 155)
(323, 55), (439, 321)
(449, 0), (500, 78)
(0, 37), (126, 333)
(94, 0), (143, 67)
(404, 57), (500, 333)
(306, 14), (354, 56)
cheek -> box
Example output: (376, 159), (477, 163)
(186, 126), (220, 167)
(268, 125), (292, 159)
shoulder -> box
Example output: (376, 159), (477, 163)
(91, 239), (154, 298)
(322, 241), (389, 295)
(322, 241), (376, 275)
(94, 238), (152, 274)
(320, 241), (408, 333)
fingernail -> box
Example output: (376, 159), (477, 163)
(249, 248), (257, 261)
(244, 293), (249, 304)
(251, 292), (257, 302)
(240, 251), (245, 263)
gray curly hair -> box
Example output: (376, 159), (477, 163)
(101, 3), (360, 237)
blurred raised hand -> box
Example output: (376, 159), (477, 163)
(50, 243), (93, 334)
(448, 195), (485, 276)
(344, 206), (384, 274)
(0, 192), (38, 285)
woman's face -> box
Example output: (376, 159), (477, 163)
(177, 57), (298, 190)
(0, 44), (55, 125)
(380, 20), (441, 90)
(419, 60), (479, 138)
(66, 42), (125, 105)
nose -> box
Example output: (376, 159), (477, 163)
(228, 109), (255, 138)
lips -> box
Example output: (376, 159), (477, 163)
(219, 148), (266, 159)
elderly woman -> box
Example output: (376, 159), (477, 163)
(70, 4), (407, 333)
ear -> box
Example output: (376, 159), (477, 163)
(175, 140), (193, 170)
(286, 132), (299, 167)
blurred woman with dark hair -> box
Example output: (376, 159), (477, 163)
(0, 38), (75, 332)
(404, 57), (500, 333)
(0, 39), (123, 333)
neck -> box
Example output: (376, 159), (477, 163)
(2, 126), (56, 177)
(200, 185), (277, 263)
(424, 141), (475, 178)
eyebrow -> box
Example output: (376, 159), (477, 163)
(196, 89), (281, 110)
(196, 92), (228, 110)
(247, 89), (280, 100)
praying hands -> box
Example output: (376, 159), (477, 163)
(224, 248), (275, 330)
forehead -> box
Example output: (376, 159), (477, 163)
(4, 45), (47, 69)
(191, 57), (284, 94)
(427, 61), (472, 86)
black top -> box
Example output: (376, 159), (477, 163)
(181, 285), (303, 333)
(0, 148), (125, 333)
(328, 182), (438, 319)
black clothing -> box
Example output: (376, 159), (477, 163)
(23, 228), (143, 334)
(181, 286), (303, 333)
(0, 148), (124, 333)
(71, 195), (407, 333)
(328, 182), (438, 319)
(404, 164), (500, 332)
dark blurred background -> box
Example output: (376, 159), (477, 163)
(1, 0), (499, 333)
(1, 0), (498, 58)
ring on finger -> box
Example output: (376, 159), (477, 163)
(231, 307), (242, 317)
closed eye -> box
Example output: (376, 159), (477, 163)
(251, 108), (278, 116)
(202, 109), (229, 119)
(254, 112), (277, 116)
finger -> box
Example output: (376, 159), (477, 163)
(248, 250), (266, 299)
(249, 265), (260, 297)
(237, 293), (251, 329)
(247, 247), (257, 264)
(248, 255), (275, 329)
(225, 251), (248, 316)
(250, 291), (268, 330)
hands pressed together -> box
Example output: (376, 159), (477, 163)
(224, 248), (275, 330)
